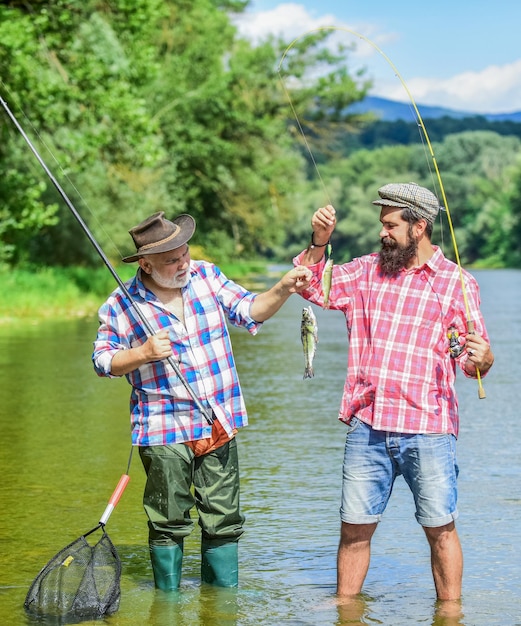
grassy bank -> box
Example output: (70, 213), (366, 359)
(1, 260), (271, 324)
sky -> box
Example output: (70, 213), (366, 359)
(233, 0), (521, 114)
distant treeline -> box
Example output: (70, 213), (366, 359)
(342, 116), (521, 151)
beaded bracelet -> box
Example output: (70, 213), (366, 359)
(309, 233), (330, 249)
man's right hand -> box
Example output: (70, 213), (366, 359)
(110, 329), (173, 376)
(311, 204), (337, 244)
(300, 205), (337, 266)
(143, 329), (174, 362)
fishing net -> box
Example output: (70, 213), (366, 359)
(24, 527), (121, 623)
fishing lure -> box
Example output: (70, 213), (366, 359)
(322, 243), (333, 308)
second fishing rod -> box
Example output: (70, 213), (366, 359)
(0, 94), (214, 426)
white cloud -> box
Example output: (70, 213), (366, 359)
(379, 61), (521, 114)
(232, 3), (396, 61)
(232, 3), (338, 44)
(234, 3), (521, 114)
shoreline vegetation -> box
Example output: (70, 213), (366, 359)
(1, 261), (274, 326)
(3, 259), (502, 327)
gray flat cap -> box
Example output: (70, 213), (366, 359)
(372, 182), (441, 224)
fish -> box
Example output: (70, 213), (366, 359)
(322, 257), (333, 308)
(301, 306), (318, 379)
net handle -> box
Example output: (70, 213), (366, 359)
(99, 474), (130, 526)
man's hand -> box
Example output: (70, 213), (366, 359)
(311, 204), (337, 245)
(142, 329), (173, 362)
(465, 332), (494, 374)
(250, 266), (313, 322)
(110, 329), (173, 376)
(285, 265), (313, 293)
(301, 205), (337, 265)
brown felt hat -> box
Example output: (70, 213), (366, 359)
(122, 212), (195, 263)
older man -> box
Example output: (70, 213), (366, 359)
(93, 211), (311, 590)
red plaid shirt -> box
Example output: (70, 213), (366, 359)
(294, 246), (489, 436)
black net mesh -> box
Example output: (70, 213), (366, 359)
(24, 529), (121, 623)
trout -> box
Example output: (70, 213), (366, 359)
(301, 306), (318, 379)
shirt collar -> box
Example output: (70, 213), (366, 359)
(402, 245), (443, 275)
(424, 245), (444, 274)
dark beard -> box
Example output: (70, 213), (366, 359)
(378, 229), (418, 277)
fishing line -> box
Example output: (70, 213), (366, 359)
(278, 26), (485, 398)
(277, 73), (333, 207)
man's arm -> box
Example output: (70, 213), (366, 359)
(250, 265), (312, 322)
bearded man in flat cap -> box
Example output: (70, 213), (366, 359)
(93, 211), (312, 591)
(294, 182), (494, 601)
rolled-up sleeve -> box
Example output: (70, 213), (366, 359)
(92, 301), (130, 378)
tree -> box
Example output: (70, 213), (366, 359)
(1, 0), (371, 266)
(434, 131), (521, 265)
(0, 0), (169, 264)
(504, 161), (521, 267)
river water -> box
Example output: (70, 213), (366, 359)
(0, 268), (520, 626)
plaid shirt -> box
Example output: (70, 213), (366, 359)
(294, 246), (489, 436)
(92, 261), (261, 446)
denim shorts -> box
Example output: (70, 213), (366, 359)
(340, 418), (459, 527)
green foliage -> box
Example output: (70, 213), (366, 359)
(0, 259), (267, 322)
(300, 131), (521, 268)
(1, 0), (521, 273)
(504, 160), (521, 267)
(345, 115), (521, 151)
(0, 264), (107, 321)
(434, 131), (521, 265)
(1, 0), (371, 266)
(0, 0), (170, 264)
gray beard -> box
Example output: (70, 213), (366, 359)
(150, 268), (189, 289)
(378, 231), (418, 277)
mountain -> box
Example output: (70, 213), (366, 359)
(348, 96), (521, 123)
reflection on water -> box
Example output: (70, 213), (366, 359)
(0, 269), (520, 625)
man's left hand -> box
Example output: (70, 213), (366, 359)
(465, 333), (494, 374)
(287, 265), (313, 293)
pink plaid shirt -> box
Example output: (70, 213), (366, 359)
(294, 246), (489, 436)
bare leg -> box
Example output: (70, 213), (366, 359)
(433, 598), (464, 623)
(336, 522), (377, 596)
(423, 522), (463, 600)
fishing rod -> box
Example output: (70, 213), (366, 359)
(0, 94), (214, 425)
(278, 26), (486, 399)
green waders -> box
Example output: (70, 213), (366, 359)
(149, 542), (183, 590)
(139, 437), (244, 590)
(201, 539), (239, 587)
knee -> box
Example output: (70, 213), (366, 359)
(423, 522), (458, 546)
(339, 522), (377, 546)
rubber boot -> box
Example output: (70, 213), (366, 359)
(201, 539), (239, 587)
(149, 542), (183, 591)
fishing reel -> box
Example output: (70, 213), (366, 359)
(447, 326), (464, 358)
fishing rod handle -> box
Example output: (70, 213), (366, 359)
(466, 320), (486, 399)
